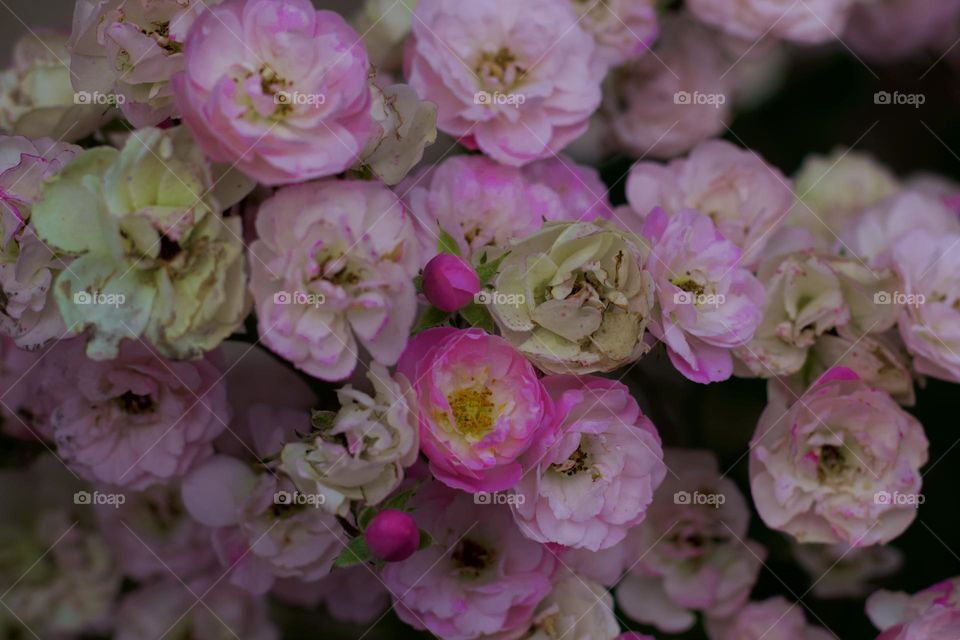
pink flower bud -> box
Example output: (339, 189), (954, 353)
(365, 510), (420, 562)
(422, 254), (481, 313)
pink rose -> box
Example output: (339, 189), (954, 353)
(688, 0), (855, 44)
(617, 449), (765, 633)
(750, 368), (929, 546)
(405, 0), (602, 166)
(867, 578), (960, 639)
(511, 375), (666, 551)
(574, 0), (658, 68)
(845, 0), (960, 63)
(642, 207), (765, 383)
(706, 597), (832, 640)
(381, 481), (558, 640)
(522, 155), (615, 222)
(626, 139), (794, 266)
(45, 339), (229, 489)
(396, 327), (553, 492)
(249, 179), (420, 381)
(172, 0), (373, 184)
(272, 568), (390, 625)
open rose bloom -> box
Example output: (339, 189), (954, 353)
(2, 0), (958, 638)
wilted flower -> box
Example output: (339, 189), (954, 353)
(396, 327), (552, 492)
(750, 368), (929, 546)
(0, 135), (79, 348)
(512, 375), (666, 551)
(490, 220), (655, 375)
(181, 455), (344, 595)
(172, 0), (373, 184)
(617, 449), (766, 633)
(890, 230), (960, 383)
(606, 15), (732, 159)
(573, 0), (658, 68)
(280, 363), (418, 511)
(688, 0), (855, 44)
(68, 0), (218, 127)
(249, 179), (420, 381)
(45, 339), (229, 489)
(626, 139), (795, 266)
(405, 0), (602, 166)
(642, 207), (765, 383)
(705, 597), (833, 640)
(31, 125), (251, 360)
(0, 33), (109, 141)
(793, 541), (902, 599)
(867, 577), (960, 640)
(358, 80), (437, 185)
(381, 482), (558, 640)
(524, 572), (620, 640)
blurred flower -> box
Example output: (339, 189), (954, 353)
(0, 336), (55, 439)
(750, 368), (928, 546)
(405, 0), (602, 166)
(353, 0), (417, 74)
(845, 0), (960, 63)
(172, 0), (373, 184)
(490, 220), (655, 375)
(396, 327), (552, 492)
(272, 568), (390, 624)
(422, 253), (481, 312)
(249, 179), (420, 381)
(792, 541), (902, 599)
(617, 449), (765, 633)
(68, 0), (219, 127)
(705, 596), (833, 640)
(573, 0), (658, 68)
(606, 15), (732, 159)
(0, 135), (79, 348)
(381, 482), (557, 640)
(626, 139), (794, 266)
(0, 32), (109, 141)
(280, 362), (418, 511)
(31, 126), (251, 360)
(688, 0), (855, 44)
(643, 207), (765, 383)
(512, 375), (665, 551)
(46, 339), (228, 489)
(181, 455), (344, 594)
(867, 577), (960, 639)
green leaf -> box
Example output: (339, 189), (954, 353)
(414, 306), (451, 333)
(358, 507), (376, 531)
(475, 251), (509, 285)
(418, 529), (433, 550)
(334, 537), (372, 568)
(437, 228), (462, 256)
(460, 303), (494, 333)
(381, 487), (418, 512)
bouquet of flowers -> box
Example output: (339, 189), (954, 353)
(1, 0), (959, 638)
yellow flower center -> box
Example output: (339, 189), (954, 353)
(447, 386), (495, 439)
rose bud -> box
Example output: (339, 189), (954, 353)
(365, 509), (420, 562)
(422, 254), (481, 312)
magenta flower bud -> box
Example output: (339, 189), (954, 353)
(422, 254), (481, 312)
(365, 510), (420, 562)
